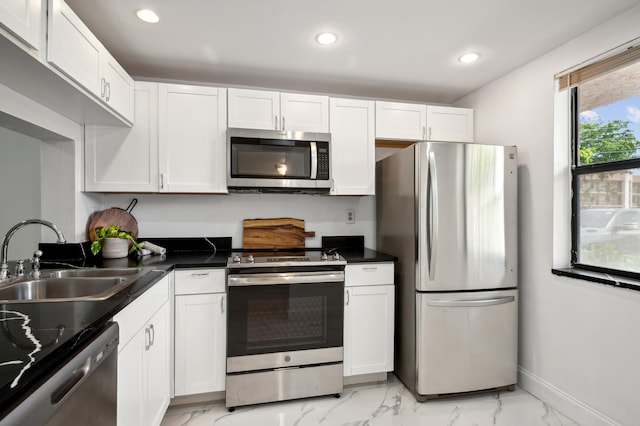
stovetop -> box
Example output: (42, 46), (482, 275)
(227, 250), (346, 268)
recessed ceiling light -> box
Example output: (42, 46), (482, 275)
(316, 32), (338, 45)
(136, 9), (159, 24)
(459, 53), (479, 63)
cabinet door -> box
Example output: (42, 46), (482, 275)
(228, 88), (280, 130)
(426, 106), (474, 142)
(117, 324), (145, 426)
(145, 301), (170, 426)
(175, 293), (226, 395)
(329, 98), (375, 195)
(344, 285), (394, 376)
(47, 0), (102, 97)
(0, 0), (41, 49)
(85, 81), (159, 192)
(102, 52), (135, 122)
(375, 101), (426, 141)
(159, 84), (227, 193)
(281, 93), (329, 132)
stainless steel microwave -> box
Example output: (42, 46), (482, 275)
(227, 128), (332, 193)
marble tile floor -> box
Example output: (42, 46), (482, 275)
(161, 375), (579, 426)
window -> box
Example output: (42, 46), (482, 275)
(561, 45), (640, 276)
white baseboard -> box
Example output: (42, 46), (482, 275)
(518, 367), (619, 426)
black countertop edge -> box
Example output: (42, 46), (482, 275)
(552, 267), (640, 292)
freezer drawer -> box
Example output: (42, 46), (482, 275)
(416, 289), (517, 397)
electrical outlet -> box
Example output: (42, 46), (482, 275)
(346, 209), (355, 224)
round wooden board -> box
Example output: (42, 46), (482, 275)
(87, 208), (139, 241)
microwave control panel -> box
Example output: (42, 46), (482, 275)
(317, 142), (330, 180)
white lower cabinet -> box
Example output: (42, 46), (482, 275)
(343, 263), (395, 376)
(114, 275), (170, 426)
(174, 269), (226, 396)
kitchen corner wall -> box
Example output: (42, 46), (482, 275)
(98, 193), (376, 249)
(455, 5), (640, 426)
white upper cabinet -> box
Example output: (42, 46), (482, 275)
(280, 92), (329, 132)
(85, 81), (159, 192)
(375, 101), (427, 141)
(47, 0), (134, 122)
(329, 98), (375, 195)
(227, 88), (279, 130)
(86, 82), (227, 193)
(426, 105), (474, 142)
(158, 84), (227, 193)
(228, 88), (329, 132)
(0, 0), (41, 50)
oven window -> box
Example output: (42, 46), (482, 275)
(231, 141), (311, 178)
(227, 282), (343, 356)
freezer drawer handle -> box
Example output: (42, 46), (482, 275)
(427, 296), (515, 307)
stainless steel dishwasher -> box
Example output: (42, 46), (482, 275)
(1, 322), (119, 425)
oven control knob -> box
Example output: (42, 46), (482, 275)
(284, 355), (291, 362)
(247, 254), (255, 263)
(232, 255), (241, 263)
(321, 252), (328, 261)
(333, 252), (340, 261)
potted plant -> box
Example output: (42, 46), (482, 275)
(91, 225), (144, 258)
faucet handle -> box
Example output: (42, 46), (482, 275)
(15, 260), (25, 277)
(31, 250), (43, 278)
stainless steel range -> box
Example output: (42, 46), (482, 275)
(225, 251), (346, 410)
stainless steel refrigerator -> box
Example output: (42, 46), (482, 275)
(376, 141), (518, 401)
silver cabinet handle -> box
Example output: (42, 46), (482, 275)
(427, 151), (438, 281)
(144, 327), (150, 350)
(345, 289), (350, 305)
(362, 266), (378, 271)
(106, 82), (111, 101)
(149, 324), (155, 347)
(282, 116), (285, 130)
(422, 125), (426, 140)
(191, 272), (210, 277)
(428, 126), (432, 140)
(427, 296), (515, 308)
(275, 115), (278, 129)
(160, 173), (165, 189)
(221, 295), (225, 313)
(100, 78), (106, 98)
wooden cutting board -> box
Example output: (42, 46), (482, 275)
(87, 200), (139, 241)
(243, 218), (315, 250)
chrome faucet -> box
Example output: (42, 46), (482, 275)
(0, 219), (66, 282)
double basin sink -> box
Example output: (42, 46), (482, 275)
(0, 267), (154, 303)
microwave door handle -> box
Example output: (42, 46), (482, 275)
(310, 142), (318, 179)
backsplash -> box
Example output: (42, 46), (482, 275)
(97, 193), (376, 249)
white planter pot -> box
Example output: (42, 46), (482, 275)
(102, 238), (129, 258)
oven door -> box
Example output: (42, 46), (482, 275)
(227, 271), (344, 358)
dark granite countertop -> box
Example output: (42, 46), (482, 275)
(0, 235), (394, 418)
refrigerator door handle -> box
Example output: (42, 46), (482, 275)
(427, 151), (438, 281)
(427, 296), (515, 308)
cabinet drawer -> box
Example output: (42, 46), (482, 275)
(345, 262), (394, 287)
(175, 268), (225, 295)
(114, 275), (169, 349)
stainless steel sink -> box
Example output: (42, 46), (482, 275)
(0, 267), (155, 303)
(47, 267), (146, 279)
(0, 277), (125, 301)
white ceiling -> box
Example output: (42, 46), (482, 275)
(65, 0), (640, 105)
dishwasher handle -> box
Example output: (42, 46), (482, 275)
(427, 296), (515, 308)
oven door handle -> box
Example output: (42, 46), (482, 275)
(228, 271), (345, 286)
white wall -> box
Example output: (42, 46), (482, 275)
(99, 193), (375, 249)
(456, 6), (640, 426)
(0, 127), (41, 259)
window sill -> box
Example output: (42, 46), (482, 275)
(552, 267), (640, 291)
